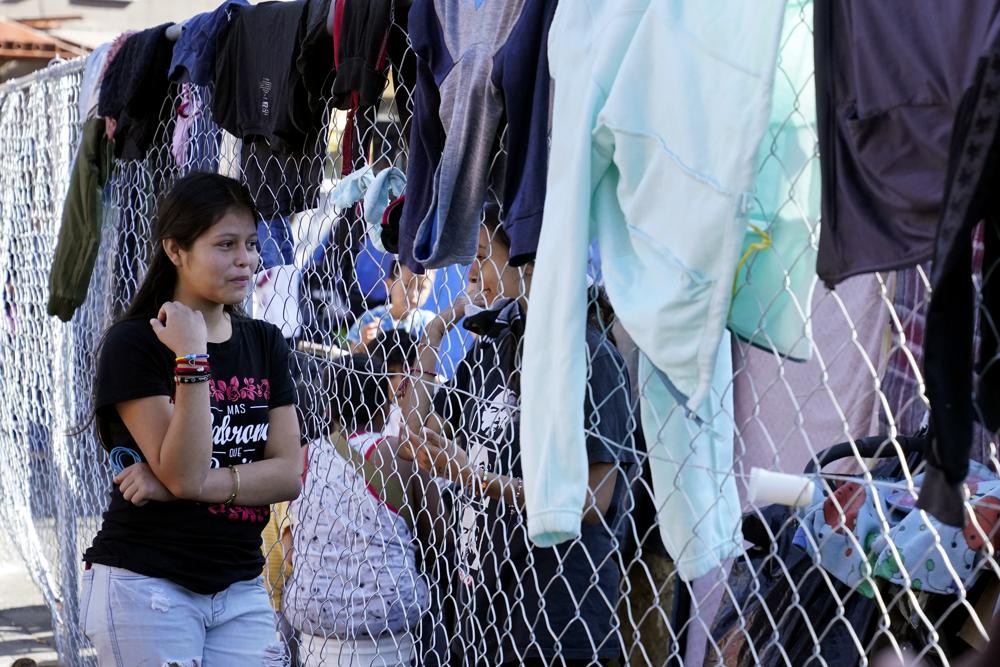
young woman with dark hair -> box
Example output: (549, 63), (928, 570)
(79, 172), (303, 666)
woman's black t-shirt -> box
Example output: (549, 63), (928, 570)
(83, 315), (295, 594)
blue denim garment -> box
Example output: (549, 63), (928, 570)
(81, 563), (283, 666)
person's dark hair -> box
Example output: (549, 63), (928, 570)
(121, 171), (258, 321)
(328, 353), (388, 434)
(366, 329), (417, 421)
(369, 328), (418, 371)
(481, 201), (512, 251)
(481, 201), (616, 344)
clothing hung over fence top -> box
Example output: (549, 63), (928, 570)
(167, 0), (249, 86)
(520, 0), (787, 581)
(813, 0), (1000, 286)
(923, 29), (1000, 527)
(97, 23), (175, 161)
(397, 0), (558, 272)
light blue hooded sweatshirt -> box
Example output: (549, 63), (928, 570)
(520, 0), (787, 580)
(729, 0), (819, 361)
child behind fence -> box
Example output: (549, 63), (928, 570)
(398, 206), (637, 666)
(347, 260), (438, 354)
(284, 338), (429, 667)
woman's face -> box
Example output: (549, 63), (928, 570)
(170, 208), (259, 307)
(467, 225), (526, 305)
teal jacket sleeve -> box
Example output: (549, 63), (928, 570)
(519, 2), (609, 548)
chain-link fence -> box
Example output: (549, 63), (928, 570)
(0, 1), (998, 665)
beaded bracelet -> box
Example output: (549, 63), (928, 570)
(175, 354), (209, 364)
(175, 363), (210, 373)
(510, 477), (524, 516)
(175, 374), (211, 384)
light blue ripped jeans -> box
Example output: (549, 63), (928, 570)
(81, 564), (286, 666)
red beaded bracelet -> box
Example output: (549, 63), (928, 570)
(175, 365), (210, 374)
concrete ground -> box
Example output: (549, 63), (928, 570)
(0, 536), (61, 667)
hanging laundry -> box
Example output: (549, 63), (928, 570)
(295, 0), (335, 125)
(330, 0), (394, 109)
(93, 30), (134, 144)
(321, 0), (414, 312)
(323, 0), (414, 340)
(728, 0), (819, 361)
(398, 0), (558, 271)
(814, 0), (1000, 286)
(325, 0), (414, 187)
(924, 32), (1000, 527)
(168, 0), (249, 86)
(178, 85), (223, 173)
(882, 251), (995, 466)
(363, 167), (405, 252)
(385, 2), (414, 131)
(212, 0), (323, 153)
(328, 165), (406, 253)
(520, 0), (786, 580)
(330, 165), (374, 209)
(379, 194), (404, 254)
(97, 24), (175, 161)
(48, 118), (114, 322)
(171, 85), (197, 168)
(240, 136), (323, 221)
(171, 84), (221, 173)
(325, 0), (414, 121)
(78, 42), (111, 123)
(213, 1), (328, 220)
(639, 334), (740, 581)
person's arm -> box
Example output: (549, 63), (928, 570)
(347, 313), (382, 353)
(280, 515), (294, 574)
(401, 294), (473, 437)
(116, 302), (214, 498)
(371, 435), (453, 551)
(394, 295), (481, 548)
(196, 405), (302, 505)
(116, 402), (302, 505)
(117, 303), (301, 504)
(401, 427), (617, 522)
(409, 466), (452, 552)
